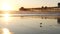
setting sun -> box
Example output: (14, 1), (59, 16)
(1, 3), (13, 11)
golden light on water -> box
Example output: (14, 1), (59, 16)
(2, 13), (11, 25)
(3, 14), (10, 21)
(2, 28), (11, 34)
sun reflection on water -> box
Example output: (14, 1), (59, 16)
(2, 28), (12, 34)
(2, 13), (11, 25)
(3, 14), (10, 21)
(2, 28), (10, 34)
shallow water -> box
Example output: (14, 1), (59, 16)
(0, 17), (60, 34)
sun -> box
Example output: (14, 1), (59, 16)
(1, 3), (13, 11)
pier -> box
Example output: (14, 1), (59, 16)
(0, 3), (60, 23)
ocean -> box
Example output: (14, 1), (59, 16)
(0, 17), (60, 34)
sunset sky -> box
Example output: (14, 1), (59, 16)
(0, 0), (60, 10)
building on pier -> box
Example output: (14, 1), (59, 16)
(58, 3), (60, 7)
